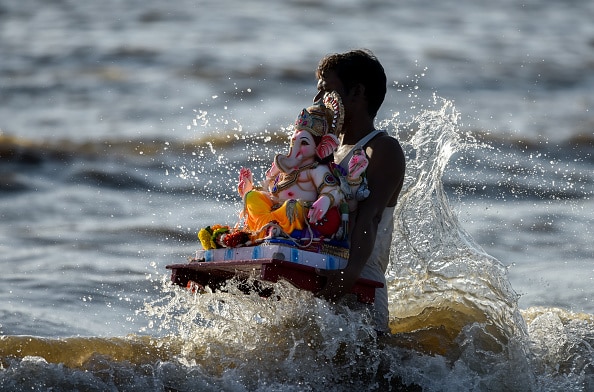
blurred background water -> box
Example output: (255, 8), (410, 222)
(1, 0), (593, 390)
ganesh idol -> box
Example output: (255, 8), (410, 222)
(237, 92), (351, 241)
(198, 92), (369, 250)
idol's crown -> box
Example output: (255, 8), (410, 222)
(294, 91), (344, 137)
(294, 101), (331, 137)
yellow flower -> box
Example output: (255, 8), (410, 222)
(198, 227), (215, 250)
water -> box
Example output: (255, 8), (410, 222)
(1, 0), (593, 390)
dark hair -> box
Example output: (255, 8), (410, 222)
(316, 49), (387, 118)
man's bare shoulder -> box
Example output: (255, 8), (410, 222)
(367, 133), (405, 164)
(364, 133), (405, 208)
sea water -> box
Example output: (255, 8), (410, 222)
(1, 0), (593, 391)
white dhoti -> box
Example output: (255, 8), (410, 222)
(359, 206), (394, 333)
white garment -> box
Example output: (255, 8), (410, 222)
(359, 206), (394, 332)
(335, 130), (393, 332)
(334, 130), (386, 168)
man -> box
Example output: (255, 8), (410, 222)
(314, 49), (406, 333)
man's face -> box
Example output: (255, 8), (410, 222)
(314, 70), (357, 126)
(314, 70), (346, 103)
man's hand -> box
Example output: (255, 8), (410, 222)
(315, 268), (357, 302)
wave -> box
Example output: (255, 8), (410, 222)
(1, 296), (593, 391)
(2, 127), (592, 166)
(0, 132), (278, 198)
(0, 130), (286, 161)
(2, 123), (592, 203)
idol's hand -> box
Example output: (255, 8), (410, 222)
(347, 148), (368, 180)
(238, 167), (253, 197)
(265, 160), (280, 179)
(308, 194), (331, 224)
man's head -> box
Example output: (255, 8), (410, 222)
(315, 49), (386, 118)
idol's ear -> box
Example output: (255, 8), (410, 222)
(316, 134), (339, 160)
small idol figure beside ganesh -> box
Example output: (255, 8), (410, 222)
(236, 91), (370, 242)
(198, 91), (370, 249)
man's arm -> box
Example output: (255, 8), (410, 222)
(317, 135), (405, 300)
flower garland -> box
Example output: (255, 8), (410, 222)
(198, 224), (251, 249)
(198, 225), (228, 250)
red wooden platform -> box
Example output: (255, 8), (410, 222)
(166, 258), (383, 304)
